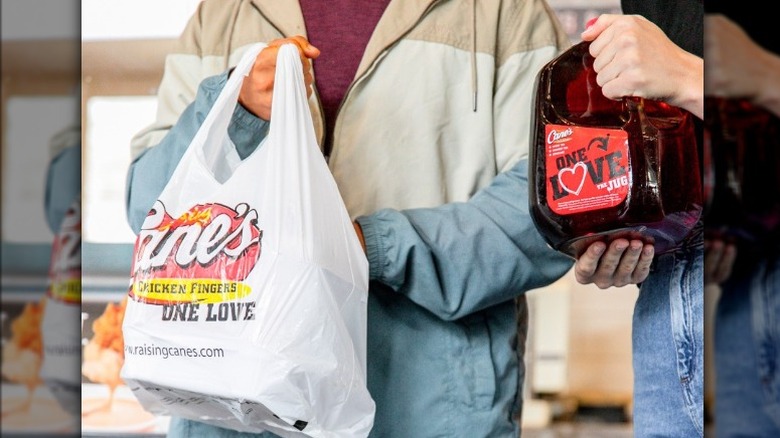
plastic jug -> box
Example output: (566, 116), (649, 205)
(529, 41), (703, 258)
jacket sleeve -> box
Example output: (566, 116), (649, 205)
(355, 159), (574, 321)
(125, 72), (268, 234)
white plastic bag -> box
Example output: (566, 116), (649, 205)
(121, 43), (375, 437)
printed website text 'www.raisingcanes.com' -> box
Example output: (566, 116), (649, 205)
(125, 343), (225, 359)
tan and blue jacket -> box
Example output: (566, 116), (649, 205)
(126, 0), (574, 436)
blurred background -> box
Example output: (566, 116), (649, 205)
(2, 0), (81, 435)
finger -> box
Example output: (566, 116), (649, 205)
(630, 243), (654, 284)
(596, 238), (630, 279)
(288, 35), (321, 59)
(268, 36), (301, 48)
(259, 41), (312, 81)
(588, 21), (622, 73)
(613, 239), (644, 287)
(268, 38), (308, 66)
(591, 41), (617, 75)
(267, 37), (290, 50)
(253, 52), (276, 90)
(594, 57), (624, 93)
(278, 35), (320, 61)
(581, 14), (621, 42)
(268, 37), (307, 62)
(601, 76), (644, 102)
(283, 37), (319, 77)
(587, 16), (624, 58)
(589, 38), (620, 99)
(301, 60), (312, 77)
(574, 241), (607, 284)
(588, 15), (647, 62)
(256, 45), (280, 72)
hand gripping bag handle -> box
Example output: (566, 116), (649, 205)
(188, 42), (267, 181)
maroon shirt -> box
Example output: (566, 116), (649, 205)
(299, 0), (390, 154)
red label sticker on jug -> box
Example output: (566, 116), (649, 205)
(545, 124), (630, 215)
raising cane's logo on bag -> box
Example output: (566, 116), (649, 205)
(545, 124), (631, 215)
(129, 200), (263, 306)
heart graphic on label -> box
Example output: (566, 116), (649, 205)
(558, 162), (587, 196)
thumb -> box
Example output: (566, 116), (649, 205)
(288, 35), (321, 59)
(303, 43), (320, 59)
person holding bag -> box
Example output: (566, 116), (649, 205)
(125, 1), (647, 436)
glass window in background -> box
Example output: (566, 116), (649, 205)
(83, 96), (157, 244)
(547, 0), (622, 43)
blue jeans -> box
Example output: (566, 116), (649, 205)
(714, 254), (780, 437)
(633, 241), (704, 437)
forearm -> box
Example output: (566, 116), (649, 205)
(355, 159), (573, 321)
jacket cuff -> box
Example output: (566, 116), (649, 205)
(218, 69), (270, 159)
(355, 215), (386, 281)
(228, 101), (269, 159)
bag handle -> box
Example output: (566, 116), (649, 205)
(257, 44), (320, 256)
(189, 42), (268, 180)
(264, 44), (317, 152)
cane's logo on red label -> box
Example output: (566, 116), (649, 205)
(545, 124), (631, 215)
(130, 200), (262, 305)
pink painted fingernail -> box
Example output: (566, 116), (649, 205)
(585, 17), (597, 30)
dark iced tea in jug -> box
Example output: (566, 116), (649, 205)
(529, 41), (702, 258)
